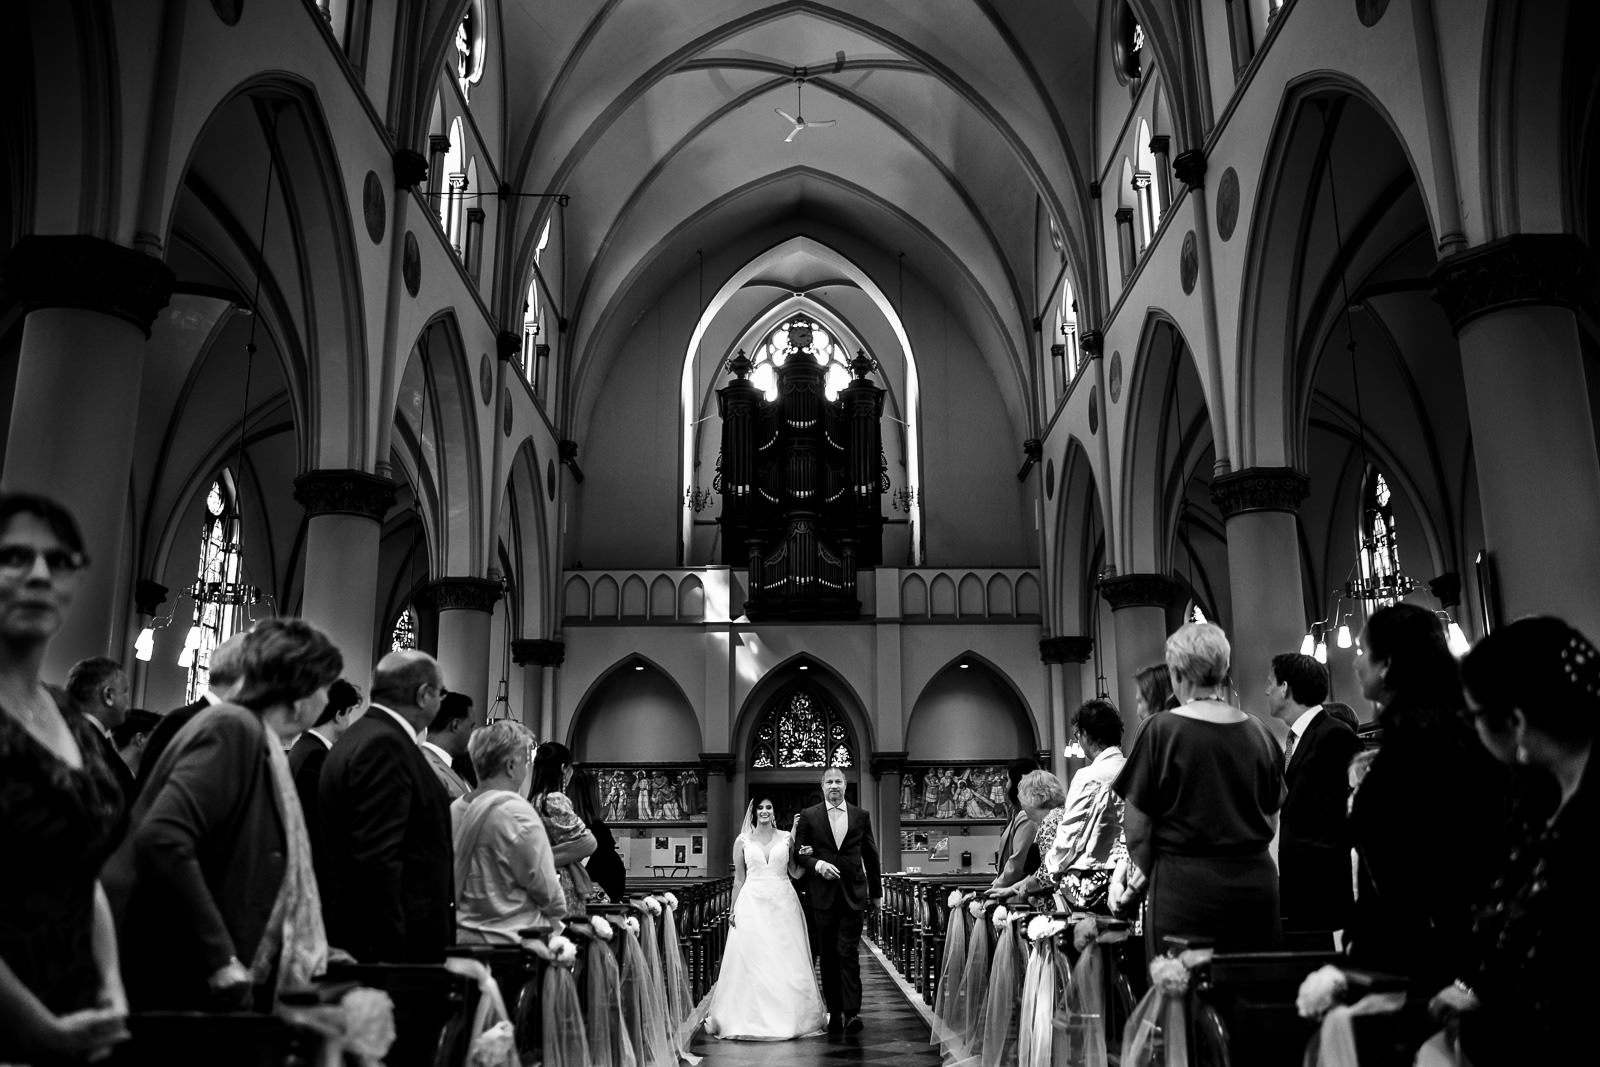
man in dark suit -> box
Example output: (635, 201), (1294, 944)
(288, 677), (364, 883)
(1268, 652), (1364, 932)
(65, 656), (134, 802)
(793, 765), (882, 1034)
(137, 633), (246, 792)
(318, 650), (454, 963)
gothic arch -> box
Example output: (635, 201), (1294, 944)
(1048, 437), (1105, 637)
(731, 654), (874, 773)
(905, 652), (1039, 761)
(499, 438), (552, 637)
(568, 655), (701, 762)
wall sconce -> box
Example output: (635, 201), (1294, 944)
(891, 486), (916, 512)
(684, 485), (715, 513)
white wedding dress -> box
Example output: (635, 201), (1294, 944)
(703, 830), (827, 1040)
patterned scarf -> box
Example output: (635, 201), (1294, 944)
(251, 730), (328, 993)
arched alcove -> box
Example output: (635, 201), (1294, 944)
(570, 659), (700, 762)
(905, 656), (1035, 761)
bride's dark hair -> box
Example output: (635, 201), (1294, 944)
(740, 794), (780, 838)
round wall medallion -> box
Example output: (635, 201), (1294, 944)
(1109, 351), (1124, 403)
(1356, 0), (1391, 27)
(211, 0), (243, 25)
(1216, 167), (1240, 242)
(1088, 387), (1100, 435)
(479, 353), (493, 405)
(1180, 231), (1199, 295)
(546, 458), (558, 500)
(1044, 458), (1056, 501)
(402, 232), (421, 297)
(502, 391), (514, 437)
(362, 171), (386, 244)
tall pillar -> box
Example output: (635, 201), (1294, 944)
(293, 471), (396, 686)
(1098, 574), (1178, 735)
(421, 578), (501, 714)
(1041, 635), (1094, 786)
(512, 637), (564, 741)
(1433, 235), (1600, 638)
(700, 753), (736, 877)
(1211, 468), (1311, 720)
(2, 236), (174, 678)
(870, 751), (909, 876)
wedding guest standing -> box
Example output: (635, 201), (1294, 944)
(1439, 617), (1598, 1061)
(319, 650), (455, 963)
(111, 709), (161, 783)
(109, 619), (342, 1010)
(137, 633), (246, 791)
(982, 757), (1039, 897)
(1114, 623), (1283, 953)
(1345, 604), (1508, 992)
(421, 691), (473, 799)
(1042, 700), (1126, 911)
(529, 742), (597, 916)
(65, 656), (133, 803)
(0, 494), (129, 1064)
(1266, 652), (1362, 932)
(1133, 663), (1177, 722)
(568, 765), (626, 904)
(287, 678), (363, 876)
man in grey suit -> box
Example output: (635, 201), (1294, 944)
(793, 766), (882, 1034)
(420, 691), (472, 799)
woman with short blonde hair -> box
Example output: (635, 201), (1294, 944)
(1113, 622), (1284, 952)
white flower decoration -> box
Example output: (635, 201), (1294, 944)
(340, 987), (397, 1060)
(623, 916), (641, 936)
(590, 916), (614, 941)
(1025, 915), (1065, 943)
(947, 889), (964, 908)
(991, 905), (1009, 928)
(641, 896), (663, 916)
(1295, 965), (1348, 1020)
(663, 892), (679, 909)
(547, 934), (578, 965)
(1149, 955), (1191, 994)
(967, 899), (985, 920)
(1073, 916), (1098, 951)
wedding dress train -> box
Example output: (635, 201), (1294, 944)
(703, 830), (827, 1041)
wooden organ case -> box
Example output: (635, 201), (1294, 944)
(715, 326), (886, 620)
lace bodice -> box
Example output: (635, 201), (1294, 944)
(740, 830), (792, 879)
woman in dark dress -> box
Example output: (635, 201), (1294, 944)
(982, 757), (1041, 898)
(569, 765), (626, 903)
(1345, 604), (1508, 993)
(1436, 616), (1597, 1061)
(1114, 622), (1283, 954)
(0, 493), (130, 1063)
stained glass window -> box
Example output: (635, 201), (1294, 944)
(1358, 467), (1404, 608)
(391, 606), (418, 652)
(746, 317), (855, 403)
(750, 687), (853, 768)
(184, 479), (242, 703)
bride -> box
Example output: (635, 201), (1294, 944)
(702, 797), (827, 1040)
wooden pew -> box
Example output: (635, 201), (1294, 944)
(108, 1012), (323, 1067)
(1174, 937), (1340, 1067)
(322, 961), (478, 1067)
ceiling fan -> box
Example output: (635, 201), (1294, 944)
(775, 75), (836, 143)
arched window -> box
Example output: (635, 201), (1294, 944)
(745, 317), (855, 403)
(391, 606), (418, 652)
(182, 478), (243, 702)
(1135, 119), (1160, 244)
(454, 1), (486, 102)
(1357, 467), (1405, 607)
(522, 218), (554, 392)
(750, 685), (853, 769)
(440, 118), (467, 250)
(1052, 279), (1080, 398)
(1112, 2), (1144, 83)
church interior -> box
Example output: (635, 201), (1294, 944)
(5, 0), (1598, 924)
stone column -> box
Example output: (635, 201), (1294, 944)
(1211, 468), (1311, 719)
(700, 753), (737, 877)
(293, 471), (396, 687)
(420, 578), (501, 716)
(512, 637), (564, 741)
(2, 236), (174, 677)
(1433, 235), (1600, 638)
(1041, 635), (1094, 786)
(1098, 573), (1178, 735)
(870, 750), (909, 876)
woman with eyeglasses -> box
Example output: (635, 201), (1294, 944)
(0, 493), (131, 1063)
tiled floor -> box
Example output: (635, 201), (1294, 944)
(689, 943), (942, 1065)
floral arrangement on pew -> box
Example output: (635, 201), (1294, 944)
(1294, 964), (1407, 1067)
(978, 906), (1028, 1067)
(931, 890), (977, 1055)
(1120, 948), (1213, 1067)
(523, 931), (589, 1067)
(1017, 914), (1071, 1067)
(278, 986), (397, 1067)
(1059, 912), (1129, 1067)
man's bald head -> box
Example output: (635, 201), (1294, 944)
(371, 650), (444, 719)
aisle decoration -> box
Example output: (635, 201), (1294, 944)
(1017, 915), (1069, 1067)
(582, 919), (638, 1067)
(280, 986), (398, 1067)
(931, 890), (974, 1056)
(1121, 949), (1210, 1067)
(525, 933), (590, 1067)
(979, 910), (1026, 1067)
(442, 956), (518, 1067)
(1296, 965), (1407, 1067)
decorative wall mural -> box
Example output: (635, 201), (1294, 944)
(593, 765), (708, 825)
(900, 763), (1011, 823)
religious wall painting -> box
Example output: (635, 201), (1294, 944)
(900, 762), (1011, 823)
(592, 763), (708, 825)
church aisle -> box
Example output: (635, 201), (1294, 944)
(688, 943), (941, 1066)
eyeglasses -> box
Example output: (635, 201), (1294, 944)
(0, 545), (89, 576)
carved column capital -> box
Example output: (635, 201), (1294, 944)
(511, 637), (565, 667)
(1079, 331), (1104, 359)
(1430, 234), (1589, 331)
(1098, 572), (1179, 610)
(293, 469), (397, 520)
(3, 235), (175, 338)
(699, 752), (737, 779)
(393, 148), (430, 190)
(1040, 635), (1094, 664)
(869, 750), (910, 778)
(420, 577), (503, 614)
(1173, 149), (1207, 189)
(496, 330), (521, 362)
(1209, 466), (1310, 518)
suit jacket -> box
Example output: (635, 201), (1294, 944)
(104, 704), (285, 1009)
(793, 801), (881, 911)
(1279, 709), (1364, 928)
(137, 698), (209, 792)
(85, 721), (136, 808)
(318, 707), (454, 963)
(288, 731), (331, 871)
(421, 743), (470, 800)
